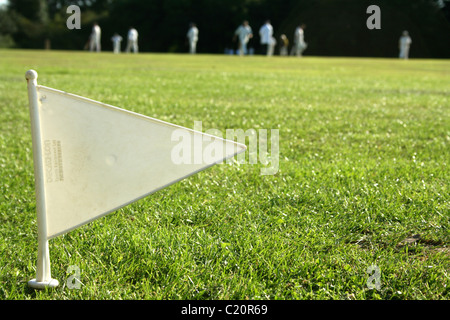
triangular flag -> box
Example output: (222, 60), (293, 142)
(36, 84), (246, 239)
(25, 70), (246, 288)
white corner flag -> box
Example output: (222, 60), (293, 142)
(25, 70), (246, 289)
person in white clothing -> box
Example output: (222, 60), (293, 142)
(89, 23), (101, 52)
(290, 24), (307, 57)
(399, 30), (412, 59)
(187, 23), (199, 54)
(259, 20), (273, 56)
(234, 20), (253, 56)
(111, 33), (123, 54)
(126, 27), (139, 53)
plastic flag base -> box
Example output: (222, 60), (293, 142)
(28, 278), (59, 289)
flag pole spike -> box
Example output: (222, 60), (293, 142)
(26, 70), (59, 289)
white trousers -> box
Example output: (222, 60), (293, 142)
(90, 37), (101, 52)
(126, 40), (138, 53)
(399, 46), (410, 59)
(189, 40), (197, 54)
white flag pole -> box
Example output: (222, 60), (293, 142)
(26, 70), (59, 289)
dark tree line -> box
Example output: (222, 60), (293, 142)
(1, 0), (450, 58)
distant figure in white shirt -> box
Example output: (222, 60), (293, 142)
(187, 23), (199, 54)
(111, 33), (123, 54)
(126, 27), (139, 53)
(399, 30), (412, 59)
(89, 22), (101, 52)
(234, 20), (253, 56)
(259, 20), (273, 56)
(291, 24), (307, 57)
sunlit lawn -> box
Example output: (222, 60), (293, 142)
(0, 49), (448, 299)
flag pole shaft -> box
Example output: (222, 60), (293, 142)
(26, 70), (58, 289)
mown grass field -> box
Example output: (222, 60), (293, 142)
(0, 49), (448, 300)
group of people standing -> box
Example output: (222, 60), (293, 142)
(88, 20), (412, 59)
(233, 20), (412, 59)
(88, 23), (139, 54)
(234, 20), (307, 57)
(88, 22), (198, 55)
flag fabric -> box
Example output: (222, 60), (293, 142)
(33, 85), (246, 238)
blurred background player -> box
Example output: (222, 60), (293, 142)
(290, 23), (307, 57)
(268, 36), (276, 56)
(234, 20), (253, 56)
(279, 34), (289, 56)
(259, 20), (273, 56)
(187, 23), (199, 54)
(126, 27), (139, 53)
(399, 31), (412, 59)
(111, 33), (123, 54)
(89, 22), (101, 52)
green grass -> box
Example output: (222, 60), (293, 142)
(0, 49), (449, 299)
